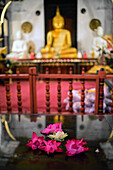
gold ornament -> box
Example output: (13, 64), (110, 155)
(21, 22), (33, 33)
(89, 19), (101, 31)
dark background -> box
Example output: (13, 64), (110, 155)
(44, 0), (77, 48)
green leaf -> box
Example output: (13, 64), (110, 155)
(53, 132), (56, 135)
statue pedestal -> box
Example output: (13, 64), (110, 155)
(42, 53), (77, 59)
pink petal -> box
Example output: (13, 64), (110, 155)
(65, 140), (75, 150)
(28, 139), (32, 143)
(41, 129), (51, 134)
(56, 148), (63, 152)
(38, 136), (44, 140)
(26, 143), (33, 148)
(66, 150), (76, 156)
(39, 146), (45, 150)
(32, 144), (38, 150)
(32, 132), (38, 143)
(82, 141), (87, 145)
(54, 129), (62, 133)
(84, 147), (89, 151)
(49, 147), (55, 153)
(78, 138), (84, 144)
(56, 142), (62, 147)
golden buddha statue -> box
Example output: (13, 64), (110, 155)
(41, 7), (77, 58)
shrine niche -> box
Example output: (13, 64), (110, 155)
(44, 0), (77, 48)
(41, 7), (77, 58)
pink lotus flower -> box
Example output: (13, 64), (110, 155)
(65, 138), (89, 156)
(40, 140), (63, 154)
(41, 122), (62, 134)
(26, 132), (44, 150)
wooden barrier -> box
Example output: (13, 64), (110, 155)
(0, 67), (113, 115)
(0, 70), (29, 114)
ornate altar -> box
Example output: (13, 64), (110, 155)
(13, 58), (97, 74)
(41, 7), (77, 58)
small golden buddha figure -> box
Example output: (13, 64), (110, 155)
(41, 7), (77, 58)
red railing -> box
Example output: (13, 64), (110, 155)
(0, 67), (113, 115)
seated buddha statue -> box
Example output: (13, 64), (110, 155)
(41, 7), (77, 58)
(7, 30), (28, 59)
(91, 26), (109, 58)
(88, 26), (113, 74)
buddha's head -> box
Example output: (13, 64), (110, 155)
(16, 30), (22, 40)
(96, 26), (104, 37)
(53, 7), (64, 29)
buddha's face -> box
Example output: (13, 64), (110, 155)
(53, 17), (64, 29)
(97, 26), (104, 37)
(16, 30), (22, 40)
